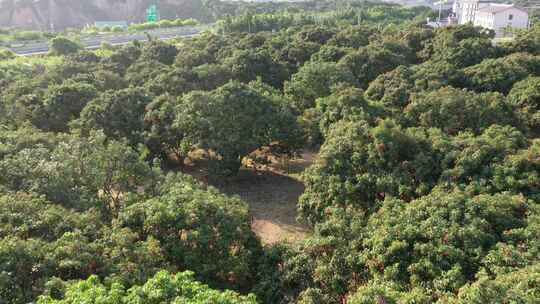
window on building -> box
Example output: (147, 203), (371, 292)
(509, 14), (513, 20)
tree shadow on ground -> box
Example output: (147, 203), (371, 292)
(210, 168), (310, 244)
(182, 151), (316, 244)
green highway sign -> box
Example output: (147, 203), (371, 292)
(146, 4), (159, 23)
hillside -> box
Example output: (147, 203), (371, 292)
(0, 0), (213, 30)
(0, 0), (348, 30)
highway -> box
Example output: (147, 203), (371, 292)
(8, 26), (203, 56)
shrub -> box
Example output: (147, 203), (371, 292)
(158, 19), (173, 28)
(12, 30), (42, 42)
(49, 37), (82, 56)
(182, 18), (199, 26)
(37, 271), (258, 304)
(111, 26), (125, 33)
(0, 48), (15, 60)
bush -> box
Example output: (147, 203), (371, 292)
(37, 270), (258, 304)
(140, 40), (178, 65)
(182, 18), (199, 26)
(12, 30), (42, 42)
(111, 26), (125, 33)
(118, 173), (261, 289)
(173, 18), (186, 27)
(0, 48), (15, 60)
(49, 37), (82, 56)
(507, 76), (540, 132)
(128, 22), (159, 31)
(158, 19), (173, 28)
(128, 18), (197, 31)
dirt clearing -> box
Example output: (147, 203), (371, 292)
(185, 150), (316, 245)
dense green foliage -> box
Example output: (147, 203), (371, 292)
(217, 4), (433, 34)
(0, 131), (262, 302)
(0, 29), (46, 46)
(127, 18), (199, 31)
(49, 37), (83, 56)
(37, 271), (257, 304)
(1, 4), (539, 304)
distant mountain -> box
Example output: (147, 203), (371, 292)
(0, 0), (213, 30)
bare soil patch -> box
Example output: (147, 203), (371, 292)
(183, 150), (316, 245)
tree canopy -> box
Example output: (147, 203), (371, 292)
(37, 271), (257, 304)
(1, 4), (539, 304)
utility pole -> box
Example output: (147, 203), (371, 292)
(46, 0), (50, 31)
(438, 0), (443, 23)
(48, 0), (54, 32)
(157, 0), (160, 21)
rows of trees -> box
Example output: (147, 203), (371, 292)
(217, 4), (433, 34)
(1, 3), (539, 304)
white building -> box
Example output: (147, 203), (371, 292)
(454, 0), (490, 24)
(473, 4), (529, 37)
(451, 0), (529, 36)
(432, 0), (454, 11)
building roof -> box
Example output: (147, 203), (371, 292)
(477, 4), (527, 14)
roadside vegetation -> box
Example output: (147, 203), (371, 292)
(1, 1), (539, 304)
(0, 28), (50, 46)
(0, 18), (200, 49)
